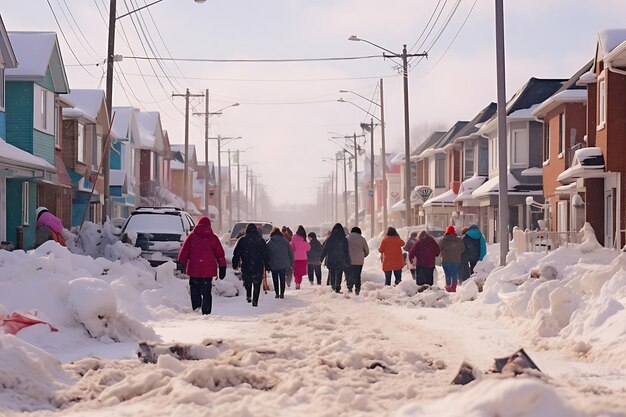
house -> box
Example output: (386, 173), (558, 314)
(557, 29), (626, 248)
(4, 31), (70, 249)
(0, 18), (59, 246)
(451, 103), (498, 231)
(110, 106), (141, 219)
(387, 153), (404, 226)
(471, 78), (566, 243)
(61, 89), (111, 226)
(532, 63), (591, 236)
(410, 131), (446, 225)
(196, 159), (218, 220)
(170, 144), (199, 210)
(134, 111), (166, 205)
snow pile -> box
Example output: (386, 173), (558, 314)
(394, 378), (585, 417)
(360, 280), (451, 308)
(473, 224), (626, 366)
(0, 335), (69, 411)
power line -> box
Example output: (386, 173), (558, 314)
(117, 72), (399, 82)
(58, 0), (103, 60)
(408, 0), (446, 55)
(122, 54), (385, 63)
(408, 0), (449, 65)
(45, 0), (100, 79)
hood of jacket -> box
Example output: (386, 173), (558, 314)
(246, 223), (260, 236)
(465, 227), (482, 240)
(193, 216), (214, 236)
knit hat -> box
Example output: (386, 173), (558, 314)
(35, 207), (48, 219)
(445, 225), (456, 235)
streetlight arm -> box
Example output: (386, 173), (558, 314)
(349, 35), (398, 56)
(338, 98), (382, 123)
(116, 0), (163, 20)
(339, 90), (381, 107)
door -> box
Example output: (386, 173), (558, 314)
(605, 191), (613, 247)
(557, 201), (568, 232)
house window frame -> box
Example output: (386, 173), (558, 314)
(33, 85), (54, 135)
(597, 75), (606, 130)
(77, 122), (86, 163)
(510, 129), (528, 167)
(22, 182), (30, 226)
(0, 67), (5, 111)
(478, 139), (488, 176)
(558, 112), (565, 158)
(463, 144), (474, 180)
(435, 155), (446, 188)
(543, 121), (550, 165)
(490, 137), (499, 173)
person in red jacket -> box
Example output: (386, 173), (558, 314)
(178, 216), (226, 315)
(408, 230), (441, 286)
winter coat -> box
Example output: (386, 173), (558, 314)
(408, 234), (441, 269)
(320, 224), (351, 270)
(438, 234), (465, 264)
(178, 217), (226, 278)
(347, 232), (370, 266)
(266, 234), (294, 271)
(37, 211), (63, 234)
(290, 235), (311, 261)
(307, 237), (323, 265)
(403, 238), (417, 253)
(462, 225), (487, 261)
(232, 224), (269, 276)
(378, 235), (406, 271)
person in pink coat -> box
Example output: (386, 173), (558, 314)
(35, 207), (66, 246)
(290, 225), (311, 289)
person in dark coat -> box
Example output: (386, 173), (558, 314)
(178, 216), (226, 315)
(306, 232), (323, 285)
(232, 223), (270, 306)
(320, 223), (350, 293)
(408, 230), (441, 286)
(403, 231), (419, 279)
(459, 224), (487, 283)
(438, 225), (465, 292)
(281, 226), (294, 287)
(266, 227), (294, 298)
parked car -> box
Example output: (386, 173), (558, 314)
(121, 207), (195, 268)
(229, 221), (273, 245)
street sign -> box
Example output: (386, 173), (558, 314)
(368, 189), (374, 197)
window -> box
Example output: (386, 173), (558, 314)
(95, 135), (102, 165)
(463, 145), (474, 179)
(558, 113), (565, 156)
(598, 78), (606, 127)
(543, 118), (550, 162)
(0, 67), (5, 110)
(77, 123), (86, 163)
(22, 182), (29, 226)
(511, 130), (528, 165)
(490, 137), (499, 171)
(435, 156), (446, 188)
(478, 139), (488, 176)
(33, 86), (54, 134)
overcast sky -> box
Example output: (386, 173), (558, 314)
(3, 0), (626, 207)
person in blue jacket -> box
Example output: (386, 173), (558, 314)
(459, 224), (486, 283)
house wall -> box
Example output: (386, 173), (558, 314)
(585, 178), (605, 244)
(62, 119), (77, 169)
(139, 149), (151, 197)
(5, 178), (36, 249)
(528, 121), (544, 169)
(5, 82), (34, 153)
(170, 170), (184, 200)
(586, 82), (597, 147)
(0, 111), (6, 138)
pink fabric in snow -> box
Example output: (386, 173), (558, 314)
(37, 211), (64, 234)
(0, 313), (59, 335)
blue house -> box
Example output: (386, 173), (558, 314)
(110, 106), (140, 219)
(4, 31), (69, 249)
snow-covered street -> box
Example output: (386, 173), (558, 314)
(1, 225), (626, 416)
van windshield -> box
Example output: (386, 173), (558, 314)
(231, 223), (272, 238)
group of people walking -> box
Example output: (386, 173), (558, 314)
(178, 215), (486, 315)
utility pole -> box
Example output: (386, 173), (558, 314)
(173, 88), (203, 209)
(204, 89), (209, 217)
(209, 136), (240, 233)
(380, 78), (388, 233)
(401, 45), (412, 227)
(236, 150), (241, 221)
(495, 0), (509, 265)
(228, 149), (233, 228)
(342, 152), (348, 225)
(103, 0), (117, 222)
(245, 166), (249, 217)
(353, 133), (359, 228)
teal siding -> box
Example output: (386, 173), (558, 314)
(6, 179), (37, 249)
(111, 142), (122, 169)
(5, 82), (34, 152)
(0, 111), (6, 138)
(33, 129), (55, 165)
(37, 67), (55, 91)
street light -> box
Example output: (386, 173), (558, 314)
(348, 35), (427, 227)
(213, 136), (242, 232)
(330, 133), (365, 228)
(104, 0), (205, 221)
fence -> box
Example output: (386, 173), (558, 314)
(512, 227), (582, 253)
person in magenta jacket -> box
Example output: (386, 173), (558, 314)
(290, 225), (311, 289)
(178, 216), (226, 315)
(408, 230), (441, 286)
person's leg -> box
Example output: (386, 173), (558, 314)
(469, 258), (478, 276)
(393, 269), (402, 285)
(279, 269), (286, 297)
(243, 275), (252, 302)
(252, 276), (262, 306)
(425, 267), (435, 286)
(442, 263), (453, 289)
(450, 263), (459, 291)
(307, 264), (315, 284)
(354, 265), (363, 295)
(315, 265), (322, 285)
(285, 268), (293, 288)
(334, 269), (343, 293)
(271, 270), (280, 297)
(384, 270), (392, 286)
(346, 266), (353, 292)
(200, 279), (213, 315)
(189, 277), (202, 311)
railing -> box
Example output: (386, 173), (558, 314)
(511, 227), (582, 253)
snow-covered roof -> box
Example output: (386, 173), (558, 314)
(111, 107), (135, 140)
(508, 104), (540, 120)
(472, 172), (521, 198)
(598, 29), (626, 56)
(521, 167), (543, 177)
(0, 16), (17, 69)
(455, 176), (487, 202)
(6, 31), (69, 93)
(577, 71), (596, 85)
(134, 111), (160, 149)
(555, 182), (577, 194)
(423, 189), (457, 208)
(109, 169), (127, 187)
(61, 89), (107, 123)
(62, 107), (97, 124)
(557, 147), (605, 184)
(390, 199), (405, 212)
(170, 160), (185, 170)
(390, 153), (405, 165)
(532, 90), (587, 118)
(0, 137), (55, 172)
